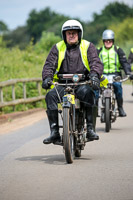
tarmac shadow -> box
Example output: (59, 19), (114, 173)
(125, 100), (133, 104)
(16, 154), (91, 165)
(96, 127), (121, 133)
(16, 154), (66, 165)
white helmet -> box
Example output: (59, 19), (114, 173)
(102, 29), (114, 40)
(61, 19), (83, 43)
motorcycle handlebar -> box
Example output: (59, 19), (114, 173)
(48, 73), (91, 86)
(47, 74), (130, 88)
(48, 80), (91, 87)
(113, 75), (130, 83)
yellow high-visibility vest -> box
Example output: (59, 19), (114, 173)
(53, 39), (90, 82)
(51, 40), (108, 88)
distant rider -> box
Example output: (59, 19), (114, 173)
(128, 48), (133, 67)
(97, 30), (131, 117)
(128, 48), (133, 80)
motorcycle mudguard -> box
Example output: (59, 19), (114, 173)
(62, 94), (75, 108)
(103, 88), (111, 98)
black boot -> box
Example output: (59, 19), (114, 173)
(117, 98), (126, 117)
(86, 106), (99, 141)
(43, 110), (61, 144)
(93, 105), (98, 131)
(95, 98), (100, 117)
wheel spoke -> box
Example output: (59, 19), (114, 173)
(105, 98), (111, 132)
(63, 107), (74, 163)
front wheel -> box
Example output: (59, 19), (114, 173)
(75, 149), (81, 157)
(63, 107), (75, 164)
(105, 98), (111, 132)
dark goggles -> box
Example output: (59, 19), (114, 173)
(103, 39), (114, 42)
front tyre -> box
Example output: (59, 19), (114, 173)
(63, 107), (74, 164)
(105, 98), (111, 132)
(75, 149), (81, 157)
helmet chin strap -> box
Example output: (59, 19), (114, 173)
(105, 46), (112, 50)
(66, 41), (79, 49)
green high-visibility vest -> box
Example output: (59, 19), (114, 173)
(131, 48), (133, 53)
(99, 45), (121, 74)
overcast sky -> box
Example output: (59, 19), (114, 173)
(0, 0), (133, 30)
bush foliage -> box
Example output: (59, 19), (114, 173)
(0, 2), (133, 114)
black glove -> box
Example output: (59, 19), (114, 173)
(127, 72), (133, 80)
(90, 73), (100, 90)
(130, 74), (133, 80)
(42, 77), (52, 89)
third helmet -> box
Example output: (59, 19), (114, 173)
(102, 29), (114, 40)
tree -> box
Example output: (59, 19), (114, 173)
(0, 21), (8, 35)
(3, 26), (30, 49)
(84, 2), (133, 44)
(34, 31), (61, 53)
(109, 17), (133, 55)
(1, 2), (133, 48)
(26, 7), (69, 43)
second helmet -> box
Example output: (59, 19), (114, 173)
(102, 29), (114, 40)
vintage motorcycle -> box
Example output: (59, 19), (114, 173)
(131, 80), (133, 96)
(99, 74), (129, 132)
(50, 74), (92, 164)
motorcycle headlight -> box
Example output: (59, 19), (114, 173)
(72, 74), (80, 83)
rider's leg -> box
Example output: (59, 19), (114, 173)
(116, 98), (126, 117)
(113, 82), (126, 117)
(86, 106), (99, 141)
(43, 109), (60, 144)
(75, 85), (99, 141)
(92, 105), (98, 131)
(94, 89), (100, 117)
(43, 86), (64, 144)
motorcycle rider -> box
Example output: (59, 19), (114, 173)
(97, 30), (131, 117)
(128, 48), (133, 79)
(128, 48), (133, 66)
(42, 19), (103, 144)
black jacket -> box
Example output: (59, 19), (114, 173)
(128, 50), (133, 65)
(42, 42), (103, 80)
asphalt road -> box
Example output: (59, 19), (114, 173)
(0, 84), (133, 200)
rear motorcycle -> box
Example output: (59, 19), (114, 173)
(99, 75), (129, 132)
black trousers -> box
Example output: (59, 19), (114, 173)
(45, 84), (95, 110)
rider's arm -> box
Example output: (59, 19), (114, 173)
(42, 45), (58, 80)
(96, 47), (102, 56)
(128, 51), (133, 65)
(87, 43), (103, 79)
(118, 47), (131, 74)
